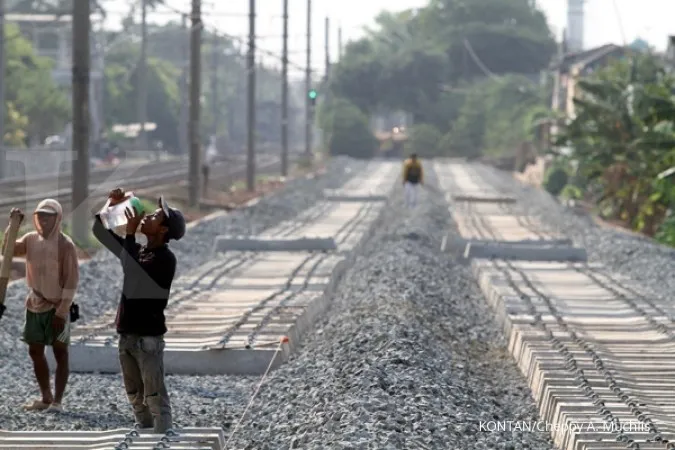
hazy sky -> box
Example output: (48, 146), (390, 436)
(102, 0), (675, 79)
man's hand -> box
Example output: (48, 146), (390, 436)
(52, 315), (66, 335)
(108, 188), (127, 206)
(9, 207), (24, 225)
(124, 206), (145, 235)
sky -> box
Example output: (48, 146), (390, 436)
(100, 0), (675, 80)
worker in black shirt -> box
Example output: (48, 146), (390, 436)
(92, 188), (185, 433)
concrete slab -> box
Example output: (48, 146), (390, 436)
(0, 427), (225, 449)
(451, 194), (517, 203)
(462, 243), (675, 447)
(463, 241), (588, 262)
(323, 193), (388, 202)
(453, 212), (562, 242)
(214, 236), (337, 252)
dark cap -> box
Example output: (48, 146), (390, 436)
(159, 196), (186, 241)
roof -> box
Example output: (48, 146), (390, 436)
(552, 44), (626, 72)
(6, 13), (72, 23)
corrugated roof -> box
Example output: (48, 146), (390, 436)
(552, 44), (624, 72)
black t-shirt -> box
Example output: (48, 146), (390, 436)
(92, 215), (177, 336)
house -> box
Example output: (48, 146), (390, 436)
(550, 43), (629, 120)
(666, 36), (675, 72)
(6, 13), (104, 85)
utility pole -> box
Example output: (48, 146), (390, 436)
(338, 25), (342, 60)
(246, 0), (256, 191)
(188, 0), (202, 207)
(72, 0), (90, 245)
(0, 0), (5, 178)
(324, 17), (330, 78)
(281, 0), (288, 177)
(211, 33), (219, 140)
(137, 0), (148, 153)
(305, 0), (312, 157)
(178, 13), (188, 156)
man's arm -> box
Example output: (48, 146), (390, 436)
(402, 161), (409, 184)
(92, 214), (124, 258)
(1, 230), (29, 257)
(55, 240), (79, 320)
(419, 164), (424, 184)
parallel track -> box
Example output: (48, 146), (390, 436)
(450, 162), (675, 449)
(0, 154), (285, 216)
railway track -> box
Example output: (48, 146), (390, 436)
(0, 154), (281, 217)
(436, 159), (675, 449)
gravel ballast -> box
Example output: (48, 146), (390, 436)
(223, 167), (553, 449)
(0, 160), (553, 450)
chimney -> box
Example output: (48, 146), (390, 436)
(566, 0), (584, 53)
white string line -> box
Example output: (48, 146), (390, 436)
(224, 341), (284, 448)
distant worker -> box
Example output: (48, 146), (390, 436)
(2, 199), (79, 413)
(402, 153), (424, 207)
(202, 136), (217, 196)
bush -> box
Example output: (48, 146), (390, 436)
(325, 99), (377, 159)
(655, 213), (675, 246)
(561, 184), (583, 200)
(437, 132), (454, 157)
(543, 166), (568, 196)
(404, 123), (442, 158)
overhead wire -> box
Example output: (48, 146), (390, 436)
(153, 1), (312, 73)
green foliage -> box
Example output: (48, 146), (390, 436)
(554, 53), (675, 241)
(318, 0), (556, 155)
(105, 44), (181, 147)
(3, 23), (70, 145)
(326, 99), (377, 159)
(404, 124), (443, 157)
(655, 214), (675, 246)
(543, 166), (569, 197)
(101, 24), (296, 150)
(561, 184), (583, 200)
(437, 132), (454, 156)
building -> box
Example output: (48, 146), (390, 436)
(550, 44), (629, 120)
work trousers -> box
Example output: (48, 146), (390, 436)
(404, 181), (419, 207)
(118, 334), (172, 433)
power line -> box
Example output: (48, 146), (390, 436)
(463, 38), (498, 79)
(610, 0), (626, 45)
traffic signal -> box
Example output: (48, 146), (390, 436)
(308, 89), (317, 105)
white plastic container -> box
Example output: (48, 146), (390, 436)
(98, 192), (144, 230)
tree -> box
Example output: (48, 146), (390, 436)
(320, 0), (556, 157)
(104, 43), (180, 149)
(325, 98), (377, 159)
(405, 123), (443, 157)
(554, 53), (675, 237)
(3, 23), (70, 145)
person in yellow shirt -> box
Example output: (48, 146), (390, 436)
(402, 153), (423, 207)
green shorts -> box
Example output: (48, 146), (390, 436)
(23, 309), (70, 346)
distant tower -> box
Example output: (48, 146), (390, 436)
(566, 0), (584, 52)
